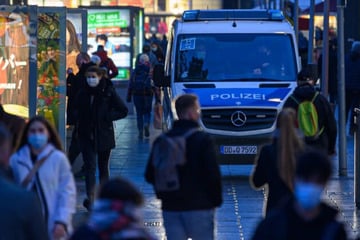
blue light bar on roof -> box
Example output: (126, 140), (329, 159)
(182, 9), (285, 22)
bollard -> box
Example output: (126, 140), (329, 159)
(354, 107), (360, 207)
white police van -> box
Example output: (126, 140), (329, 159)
(158, 9), (301, 164)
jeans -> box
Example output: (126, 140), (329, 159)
(79, 137), (111, 199)
(162, 209), (215, 240)
(133, 95), (153, 134)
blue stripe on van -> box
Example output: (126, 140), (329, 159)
(183, 88), (292, 107)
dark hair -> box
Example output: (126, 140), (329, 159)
(97, 177), (143, 205)
(175, 94), (198, 119)
(66, 20), (81, 54)
(96, 34), (108, 42)
(296, 149), (332, 183)
(18, 116), (63, 151)
(86, 66), (104, 76)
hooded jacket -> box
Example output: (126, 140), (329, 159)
(283, 83), (337, 155)
(10, 144), (76, 239)
(74, 77), (128, 151)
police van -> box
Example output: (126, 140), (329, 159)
(157, 9), (301, 164)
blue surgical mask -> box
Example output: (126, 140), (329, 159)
(28, 134), (48, 150)
(294, 181), (323, 210)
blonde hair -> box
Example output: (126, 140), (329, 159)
(277, 108), (304, 192)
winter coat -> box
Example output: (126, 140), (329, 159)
(66, 62), (96, 125)
(74, 77), (128, 151)
(145, 120), (223, 211)
(252, 198), (347, 240)
(93, 50), (118, 79)
(10, 144), (76, 239)
(0, 176), (49, 240)
(283, 84), (337, 155)
(250, 139), (293, 214)
(127, 64), (153, 99)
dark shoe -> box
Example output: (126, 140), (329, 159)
(144, 125), (150, 137)
(83, 198), (92, 211)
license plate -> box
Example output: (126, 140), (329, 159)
(220, 145), (257, 155)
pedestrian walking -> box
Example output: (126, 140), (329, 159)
(145, 93), (223, 240)
(66, 52), (96, 172)
(345, 41), (360, 135)
(250, 108), (305, 215)
(93, 45), (118, 80)
(127, 54), (157, 139)
(74, 65), (128, 211)
(252, 149), (347, 240)
(10, 116), (76, 240)
(283, 66), (337, 155)
(0, 123), (49, 240)
(70, 177), (156, 240)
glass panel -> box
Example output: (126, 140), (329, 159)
(175, 34), (297, 82)
(37, 12), (61, 128)
(0, 11), (31, 119)
(87, 8), (131, 81)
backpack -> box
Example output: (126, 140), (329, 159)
(150, 128), (198, 193)
(291, 92), (324, 139)
(132, 69), (152, 91)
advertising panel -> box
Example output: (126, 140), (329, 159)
(37, 8), (66, 142)
(67, 10), (87, 74)
(87, 8), (131, 81)
(0, 6), (36, 119)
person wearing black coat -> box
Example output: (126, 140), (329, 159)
(283, 69), (337, 155)
(66, 53), (96, 167)
(345, 41), (360, 135)
(74, 66), (128, 210)
(145, 94), (222, 240)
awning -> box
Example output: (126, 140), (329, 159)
(301, 0), (337, 14)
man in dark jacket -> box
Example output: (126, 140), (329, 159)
(252, 150), (347, 240)
(283, 68), (337, 155)
(145, 94), (223, 240)
(0, 124), (48, 240)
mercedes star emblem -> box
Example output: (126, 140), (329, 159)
(230, 111), (247, 127)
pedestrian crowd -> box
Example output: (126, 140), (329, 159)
(0, 33), (356, 240)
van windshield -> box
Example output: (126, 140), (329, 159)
(175, 34), (297, 82)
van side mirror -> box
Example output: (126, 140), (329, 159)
(153, 63), (170, 87)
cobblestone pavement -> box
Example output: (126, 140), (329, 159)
(71, 115), (360, 240)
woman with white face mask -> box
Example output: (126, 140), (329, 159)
(74, 66), (128, 212)
(10, 116), (77, 240)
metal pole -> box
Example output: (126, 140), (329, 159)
(294, 0), (299, 45)
(337, 0), (347, 176)
(355, 108), (360, 204)
(321, 0), (330, 97)
(308, 0), (315, 64)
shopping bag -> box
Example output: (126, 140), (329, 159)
(153, 103), (163, 129)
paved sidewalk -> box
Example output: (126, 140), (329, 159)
(71, 115), (360, 240)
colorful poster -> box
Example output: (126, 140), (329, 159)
(87, 9), (131, 81)
(66, 13), (83, 75)
(0, 11), (31, 118)
(37, 12), (61, 128)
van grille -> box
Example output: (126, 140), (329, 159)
(201, 109), (277, 132)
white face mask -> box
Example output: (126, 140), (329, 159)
(87, 77), (100, 87)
